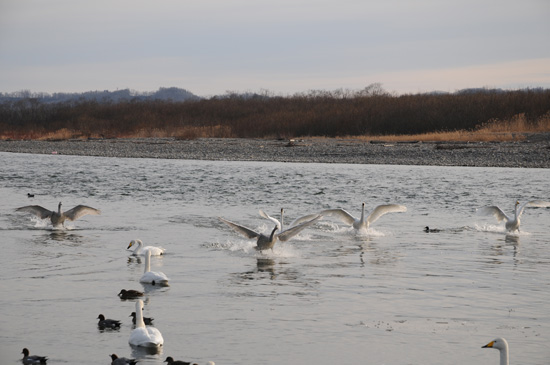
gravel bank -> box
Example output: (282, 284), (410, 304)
(1, 137), (549, 168)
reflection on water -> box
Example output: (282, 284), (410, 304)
(504, 233), (521, 245)
(130, 344), (163, 357)
(1, 153), (549, 365)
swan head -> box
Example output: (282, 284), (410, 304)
(482, 337), (508, 351)
(127, 240), (140, 249)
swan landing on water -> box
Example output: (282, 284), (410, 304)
(16, 202), (100, 228)
(218, 213), (321, 252)
(316, 202), (407, 231)
(477, 200), (550, 232)
(482, 337), (509, 365)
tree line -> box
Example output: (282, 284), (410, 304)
(0, 86), (548, 139)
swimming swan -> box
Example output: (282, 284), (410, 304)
(218, 214), (321, 252)
(129, 299), (163, 348)
(320, 202), (407, 231)
(127, 239), (165, 256)
(477, 200), (550, 232)
(16, 202), (100, 228)
(140, 250), (169, 285)
(21, 348), (47, 364)
(482, 337), (509, 365)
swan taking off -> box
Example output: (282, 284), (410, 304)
(129, 299), (163, 348)
(16, 202), (100, 228)
(140, 250), (169, 285)
(218, 214), (321, 252)
(477, 200), (550, 232)
(127, 239), (165, 256)
(482, 337), (509, 365)
(320, 202), (407, 231)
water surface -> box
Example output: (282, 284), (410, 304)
(1, 152), (549, 364)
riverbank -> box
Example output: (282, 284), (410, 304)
(1, 136), (549, 167)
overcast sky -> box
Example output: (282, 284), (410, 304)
(1, 0), (549, 96)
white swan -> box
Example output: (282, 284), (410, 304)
(477, 200), (550, 232)
(16, 202), (100, 228)
(482, 337), (509, 365)
(129, 299), (163, 348)
(259, 208), (284, 230)
(127, 239), (165, 256)
(219, 214), (321, 252)
(140, 250), (169, 285)
(319, 202), (407, 231)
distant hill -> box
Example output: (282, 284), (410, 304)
(0, 87), (201, 104)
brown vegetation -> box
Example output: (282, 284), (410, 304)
(1, 88), (549, 141)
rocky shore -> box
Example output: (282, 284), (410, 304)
(1, 136), (549, 168)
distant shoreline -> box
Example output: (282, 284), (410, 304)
(1, 137), (549, 168)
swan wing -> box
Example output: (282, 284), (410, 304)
(319, 209), (356, 226)
(218, 217), (260, 239)
(129, 326), (163, 347)
(477, 206), (509, 222)
(278, 215), (321, 242)
(140, 271), (169, 284)
(146, 326), (164, 345)
(288, 213), (321, 228)
(518, 200), (550, 218)
(259, 209), (281, 230)
(16, 205), (53, 219)
(63, 205), (101, 220)
(366, 204), (407, 225)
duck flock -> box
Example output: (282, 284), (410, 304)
(15, 198), (550, 365)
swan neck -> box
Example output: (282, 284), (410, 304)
(58, 202), (62, 214)
(270, 226), (278, 240)
(500, 350), (509, 365)
(280, 208), (284, 231)
(360, 203), (365, 221)
(135, 301), (145, 328)
(144, 251), (151, 273)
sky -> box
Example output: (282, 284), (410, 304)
(1, 0), (549, 97)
